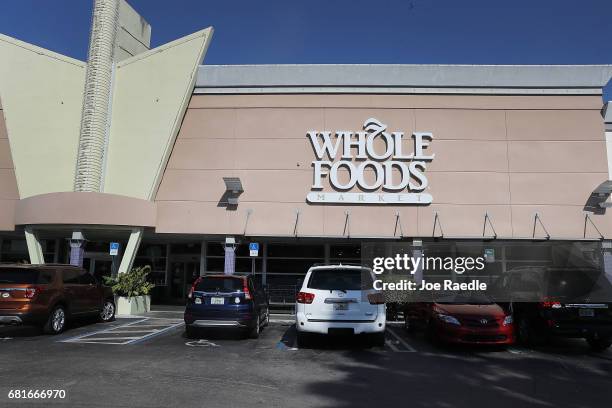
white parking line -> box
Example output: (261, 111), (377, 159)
(60, 318), (183, 345)
(385, 339), (400, 351)
(386, 327), (417, 352)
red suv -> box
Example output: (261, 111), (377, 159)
(0, 264), (115, 334)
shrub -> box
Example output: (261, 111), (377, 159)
(103, 265), (155, 298)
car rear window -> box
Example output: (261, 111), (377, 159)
(195, 277), (244, 293)
(0, 268), (53, 284)
(307, 268), (372, 291)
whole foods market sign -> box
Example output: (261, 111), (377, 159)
(306, 118), (434, 204)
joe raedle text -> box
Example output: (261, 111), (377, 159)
(370, 254), (488, 292)
(373, 279), (488, 292)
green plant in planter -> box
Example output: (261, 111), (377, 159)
(103, 265), (155, 298)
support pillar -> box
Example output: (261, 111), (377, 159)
(24, 226), (45, 264)
(118, 227), (143, 274)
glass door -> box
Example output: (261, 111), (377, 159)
(169, 260), (200, 303)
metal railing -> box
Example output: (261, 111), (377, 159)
(267, 284), (298, 311)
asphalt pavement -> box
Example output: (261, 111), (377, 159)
(1, 316), (612, 408)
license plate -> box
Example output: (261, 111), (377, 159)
(210, 297), (224, 305)
(579, 308), (595, 317)
(334, 303), (349, 311)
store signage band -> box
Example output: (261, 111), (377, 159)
(306, 118), (434, 205)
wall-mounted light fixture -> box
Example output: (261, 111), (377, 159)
(223, 177), (244, 206)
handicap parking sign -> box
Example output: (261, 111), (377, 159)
(249, 242), (259, 257)
(110, 242), (120, 256)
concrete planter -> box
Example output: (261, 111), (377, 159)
(116, 295), (151, 316)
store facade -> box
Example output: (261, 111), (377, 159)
(2, 24), (612, 304)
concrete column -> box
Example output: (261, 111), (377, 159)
(118, 227), (143, 273)
(24, 227), (45, 264)
(74, 0), (120, 192)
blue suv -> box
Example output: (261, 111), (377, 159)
(184, 275), (269, 339)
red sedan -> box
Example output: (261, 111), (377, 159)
(403, 294), (515, 346)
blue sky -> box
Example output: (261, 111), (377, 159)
(1, 0), (611, 99)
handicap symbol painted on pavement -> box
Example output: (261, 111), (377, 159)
(185, 339), (220, 347)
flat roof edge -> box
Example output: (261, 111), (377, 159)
(195, 64), (612, 90)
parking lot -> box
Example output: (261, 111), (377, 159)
(2, 313), (612, 408)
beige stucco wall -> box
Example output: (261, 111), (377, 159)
(0, 103), (17, 230)
(155, 93), (611, 239)
(104, 28), (213, 200)
(0, 34), (85, 199)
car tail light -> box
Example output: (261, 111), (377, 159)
(367, 292), (385, 305)
(243, 278), (252, 300)
(188, 278), (201, 300)
(296, 292), (315, 304)
(539, 299), (562, 309)
(25, 287), (39, 299)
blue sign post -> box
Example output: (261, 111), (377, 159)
(110, 242), (120, 277)
(109, 242), (120, 256)
(249, 243), (259, 276)
(249, 242), (259, 257)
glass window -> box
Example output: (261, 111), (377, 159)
(267, 259), (323, 274)
(267, 243), (324, 258)
(206, 257), (224, 273)
(0, 268), (43, 284)
(171, 243), (201, 255)
(78, 271), (96, 285)
(545, 268), (600, 299)
(330, 244), (361, 260)
(206, 242), (225, 257)
(137, 244), (165, 258)
(85, 241), (115, 253)
(505, 244), (552, 262)
(38, 269), (55, 284)
(235, 258), (263, 273)
(307, 268), (372, 291)
(62, 269), (80, 284)
(195, 276), (244, 293)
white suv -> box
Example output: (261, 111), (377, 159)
(295, 264), (386, 347)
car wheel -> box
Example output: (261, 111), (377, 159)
(248, 315), (260, 339)
(404, 316), (416, 334)
(99, 300), (115, 322)
(517, 317), (531, 344)
(263, 308), (270, 327)
(371, 332), (386, 347)
(44, 305), (66, 335)
(587, 336), (612, 351)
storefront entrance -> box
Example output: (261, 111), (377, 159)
(83, 252), (114, 282)
(167, 257), (200, 304)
